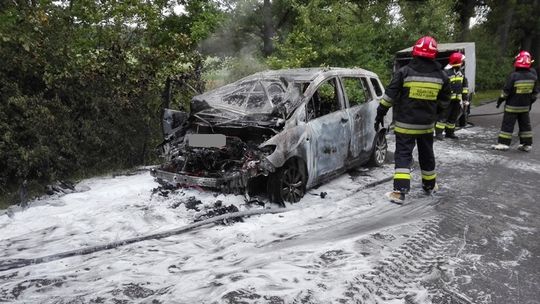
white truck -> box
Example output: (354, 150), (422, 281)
(394, 42), (476, 127)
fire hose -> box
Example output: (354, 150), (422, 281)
(467, 99), (504, 118)
(0, 208), (287, 272)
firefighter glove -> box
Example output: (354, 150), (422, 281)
(374, 114), (384, 131)
(496, 97), (504, 108)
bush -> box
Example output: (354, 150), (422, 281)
(0, 2), (207, 201)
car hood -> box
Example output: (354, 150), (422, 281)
(190, 76), (303, 119)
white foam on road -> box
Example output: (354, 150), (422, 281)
(1, 125), (535, 303)
(0, 163), (433, 303)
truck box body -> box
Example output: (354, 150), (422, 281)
(394, 42), (476, 95)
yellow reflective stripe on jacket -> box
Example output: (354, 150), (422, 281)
(505, 105), (529, 113)
(514, 83), (534, 87)
(449, 76), (464, 83)
(462, 88), (469, 94)
(394, 127), (434, 135)
(380, 98), (393, 108)
(514, 82), (534, 94)
(404, 81), (442, 101)
(395, 121), (434, 129)
(451, 93), (462, 100)
(403, 81), (443, 90)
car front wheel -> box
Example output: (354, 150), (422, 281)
(267, 159), (307, 205)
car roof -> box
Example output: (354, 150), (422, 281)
(242, 67), (379, 82)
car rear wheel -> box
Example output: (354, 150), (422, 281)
(268, 159), (307, 205)
(368, 132), (387, 167)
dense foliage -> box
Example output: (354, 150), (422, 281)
(0, 0), (221, 200)
(1, 0), (538, 204)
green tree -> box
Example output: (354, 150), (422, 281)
(0, 0), (223, 201)
(267, 0), (454, 83)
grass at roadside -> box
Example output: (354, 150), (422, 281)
(0, 198), (12, 210)
(471, 90), (500, 106)
(0, 180), (57, 210)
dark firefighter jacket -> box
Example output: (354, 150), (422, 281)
(446, 68), (469, 102)
(500, 68), (539, 113)
(377, 57), (451, 135)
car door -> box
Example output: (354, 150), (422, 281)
(341, 76), (373, 159)
(305, 77), (351, 179)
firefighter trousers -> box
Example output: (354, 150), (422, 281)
(394, 133), (436, 193)
(436, 100), (461, 135)
(497, 111), (533, 146)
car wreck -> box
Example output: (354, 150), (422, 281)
(151, 68), (390, 203)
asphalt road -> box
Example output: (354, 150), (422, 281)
(0, 101), (539, 304)
(469, 97), (540, 158)
(424, 100), (540, 304)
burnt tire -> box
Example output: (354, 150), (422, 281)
(367, 131), (387, 167)
(267, 159), (307, 205)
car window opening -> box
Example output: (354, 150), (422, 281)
(370, 78), (383, 97)
(343, 77), (369, 107)
(306, 78), (341, 120)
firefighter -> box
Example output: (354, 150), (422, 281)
(375, 36), (451, 203)
(435, 52), (469, 140)
(492, 51), (538, 152)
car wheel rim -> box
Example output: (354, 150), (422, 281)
(375, 134), (387, 165)
(281, 166), (304, 203)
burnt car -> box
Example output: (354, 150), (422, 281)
(151, 68), (390, 203)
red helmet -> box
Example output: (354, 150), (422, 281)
(448, 52), (465, 67)
(412, 36), (438, 59)
(514, 51), (532, 68)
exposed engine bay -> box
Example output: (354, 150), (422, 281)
(152, 73), (298, 194)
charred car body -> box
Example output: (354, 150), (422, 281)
(151, 68), (390, 203)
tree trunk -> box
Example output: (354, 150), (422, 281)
(521, 35), (532, 51)
(531, 0), (540, 73)
(456, 0), (476, 41)
(262, 0), (274, 57)
(531, 35), (540, 75)
(498, 0), (515, 56)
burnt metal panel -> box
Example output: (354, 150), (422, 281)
(151, 168), (252, 190)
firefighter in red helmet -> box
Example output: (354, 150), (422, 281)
(435, 52), (469, 140)
(492, 51), (538, 151)
(375, 36), (451, 203)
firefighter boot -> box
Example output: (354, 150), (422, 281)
(517, 144), (532, 152)
(423, 183), (439, 195)
(491, 143), (510, 151)
(386, 191), (405, 204)
(445, 129), (459, 139)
